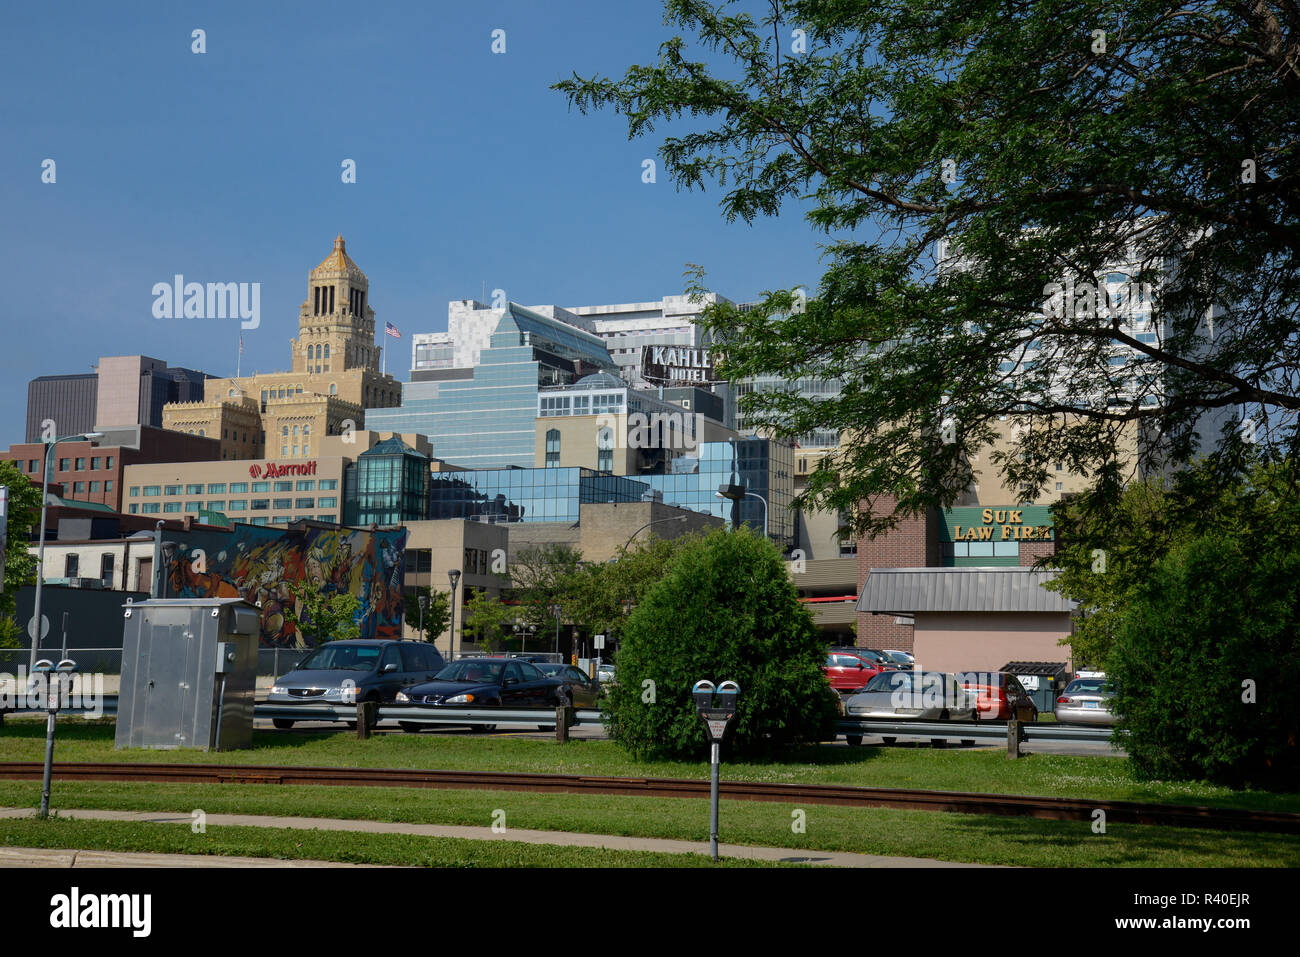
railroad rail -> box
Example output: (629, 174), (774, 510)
(0, 761), (1293, 834)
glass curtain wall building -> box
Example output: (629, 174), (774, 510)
(344, 437), (429, 526)
(365, 304), (618, 469)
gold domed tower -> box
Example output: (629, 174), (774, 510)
(294, 234), (378, 375)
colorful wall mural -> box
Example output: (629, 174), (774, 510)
(166, 524), (407, 646)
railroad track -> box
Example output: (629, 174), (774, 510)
(0, 761), (1295, 834)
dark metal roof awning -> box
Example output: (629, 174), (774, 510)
(857, 568), (1078, 614)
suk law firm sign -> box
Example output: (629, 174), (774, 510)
(940, 505), (1055, 567)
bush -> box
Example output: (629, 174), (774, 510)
(603, 527), (839, 760)
(1108, 534), (1300, 790)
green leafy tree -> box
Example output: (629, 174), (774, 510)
(566, 535), (697, 643)
(557, 0), (1300, 530)
(282, 579), (361, 647)
(403, 585), (451, 642)
(507, 543), (584, 630)
(0, 464), (41, 649)
(605, 527), (839, 759)
(1108, 534), (1300, 790)
(463, 589), (514, 653)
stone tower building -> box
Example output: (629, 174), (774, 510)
(163, 236), (402, 459)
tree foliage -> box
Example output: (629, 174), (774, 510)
(1108, 534), (1300, 789)
(507, 544), (583, 630)
(0, 464), (42, 649)
(282, 579), (361, 647)
(463, 589), (514, 652)
(604, 528), (839, 759)
(557, 0), (1300, 531)
(403, 585), (451, 642)
(564, 535), (697, 642)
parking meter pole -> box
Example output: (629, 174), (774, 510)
(39, 709), (56, 819)
(709, 742), (720, 860)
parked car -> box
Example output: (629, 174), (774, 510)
(267, 639), (446, 729)
(956, 671), (1038, 721)
(882, 649), (915, 668)
(823, 651), (888, 692)
(1055, 676), (1119, 726)
(395, 657), (569, 732)
(830, 647), (899, 672)
(843, 670), (978, 721)
(597, 663), (616, 685)
(536, 662), (601, 707)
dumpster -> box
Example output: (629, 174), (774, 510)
(115, 597), (260, 750)
(1000, 661), (1071, 715)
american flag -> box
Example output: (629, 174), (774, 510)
(385, 322), (401, 339)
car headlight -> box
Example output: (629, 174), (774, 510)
(270, 685), (286, 695)
(445, 693), (475, 704)
(395, 691), (409, 702)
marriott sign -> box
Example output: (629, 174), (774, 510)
(640, 346), (720, 385)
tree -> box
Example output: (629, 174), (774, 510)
(565, 535), (697, 643)
(403, 585), (451, 642)
(463, 589), (514, 653)
(557, 0), (1300, 532)
(282, 578), (361, 647)
(507, 543), (583, 630)
(0, 463), (41, 649)
(604, 527), (839, 759)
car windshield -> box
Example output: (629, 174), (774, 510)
(536, 664), (564, 675)
(861, 671), (952, 693)
(434, 661), (505, 684)
(1064, 679), (1113, 695)
(296, 644), (380, 672)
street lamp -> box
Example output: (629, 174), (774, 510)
(549, 603), (562, 657)
(30, 432), (103, 671)
(417, 593), (428, 642)
(620, 515), (688, 555)
(716, 490), (768, 538)
(447, 569), (462, 660)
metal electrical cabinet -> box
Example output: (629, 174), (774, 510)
(115, 598), (260, 751)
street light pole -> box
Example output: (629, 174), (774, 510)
(549, 603), (562, 658)
(744, 491), (769, 539)
(447, 569), (461, 661)
(620, 515), (688, 556)
(30, 432), (102, 672)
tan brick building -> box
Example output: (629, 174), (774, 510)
(162, 236), (400, 459)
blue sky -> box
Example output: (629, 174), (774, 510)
(0, 1), (830, 439)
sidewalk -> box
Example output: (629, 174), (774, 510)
(0, 807), (1000, 868)
(0, 846), (383, 867)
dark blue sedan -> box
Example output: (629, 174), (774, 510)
(394, 658), (568, 732)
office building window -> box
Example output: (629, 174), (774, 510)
(295, 497), (315, 509)
(227, 500), (247, 512)
(545, 429), (561, 467)
(296, 480), (315, 491)
(274, 481), (292, 492)
(186, 483), (204, 495)
(272, 516), (291, 525)
(208, 501), (226, 510)
(141, 503), (160, 514)
(318, 496), (338, 508)
(163, 502), (182, 513)
(73, 482), (85, 494)
(105, 481), (113, 492)
(89, 481), (100, 492)
(91, 457), (101, 470)
(164, 485), (182, 496)
(28, 459), (38, 472)
(229, 482), (248, 493)
(597, 428), (614, 472)
(251, 481), (270, 492)
(143, 485), (161, 496)
(100, 554), (114, 587)
(58, 459), (69, 471)
(75, 458), (85, 470)
(317, 515), (336, 523)
(185, 501), (202, 511)
(281, 446), (288, 456)
(251, 499), (270, 510)
(129, 504), (139, 514)
(65, 554), (79, 577)
(106, 456), (114, 469)
(273, 498), (292, 509)
(207, 483), (226, 494)
(318, 479), (338, 490)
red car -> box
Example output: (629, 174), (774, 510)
(956, 671), (1038, 721)
(823, 652), (889, 693)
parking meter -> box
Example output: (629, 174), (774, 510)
(33, 657), (76, 819)
(692, 678), (741, 859)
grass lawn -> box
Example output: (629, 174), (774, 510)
(0, 814), (774, 867)
(2, 718), (1296, 815)
(1, 779), (1296, 867)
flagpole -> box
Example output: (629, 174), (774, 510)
(236, 333), (242, 379)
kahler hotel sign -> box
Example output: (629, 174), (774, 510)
(641, 346), (720, 385)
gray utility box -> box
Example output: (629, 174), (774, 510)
(115, 598), (260, 751)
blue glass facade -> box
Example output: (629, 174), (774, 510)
(364, 304), (617, 469)
(421, 439), (794, 546)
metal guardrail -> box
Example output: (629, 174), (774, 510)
(836, 718), (1115, 743)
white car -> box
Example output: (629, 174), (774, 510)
(883, 649), (915, 667)
(844, 670), (978, 720)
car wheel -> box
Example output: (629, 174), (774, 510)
(272, 718), (294, 730)
(398, 722), (423, 733)
(844, 734), (863, 747)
